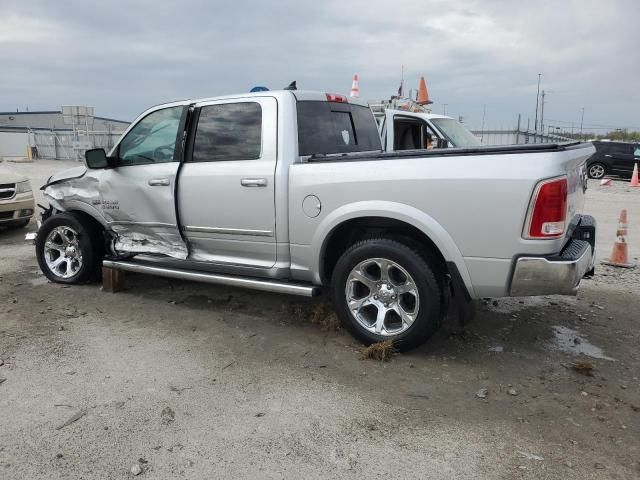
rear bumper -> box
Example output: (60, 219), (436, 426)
(509, 215), (596, 296)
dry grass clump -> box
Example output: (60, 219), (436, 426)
(361, 340), (396, 362)
(307, 301), (340, 331)
(571, 360), (594, 376)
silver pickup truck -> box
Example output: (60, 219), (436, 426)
(36, 90), (597, 350)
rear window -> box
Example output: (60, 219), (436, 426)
(297, 101), (381, 156)
(191, 102), (262, 162)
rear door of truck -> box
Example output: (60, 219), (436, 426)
(177, 97), (279, 268)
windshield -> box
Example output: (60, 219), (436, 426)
(430, 118), (481, 147)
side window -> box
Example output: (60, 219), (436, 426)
(191, 102), (262, 162)
(634, 146), (640, 157)
(611, 143), (632, 155)
(118, 106), (183, 166)
(394, 117), (439, 150)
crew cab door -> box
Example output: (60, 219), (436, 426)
(101, 104), (188, 258)
(177, 97), (278, 268)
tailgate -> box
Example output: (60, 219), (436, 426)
(561, 143), (594, 226)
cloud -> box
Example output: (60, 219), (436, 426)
(0, 0), (637, 131)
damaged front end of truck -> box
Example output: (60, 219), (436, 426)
(40, 166), (188, 260)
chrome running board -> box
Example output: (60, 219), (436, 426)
(102, 260), (320, 297)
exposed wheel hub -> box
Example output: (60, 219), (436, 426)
(375, 283), (396, 305)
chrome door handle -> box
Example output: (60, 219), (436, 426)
(148, 178), (170, 186)
(241, 178), (267, 187)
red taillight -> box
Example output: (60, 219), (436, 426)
(325, 93), (347, 103)
(526, 177), (568, 238)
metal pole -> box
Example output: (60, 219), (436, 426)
(579, 107), (584, 140)
(442, 104), (448, 116)
(534, 73), (541, 136)
(516, 114), (521, 144)
(540, 90), (546, 142)
(480, 104), (486, 143)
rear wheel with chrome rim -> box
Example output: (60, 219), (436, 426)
(331, 238), (446, 351)
(36, 213), (103, 284)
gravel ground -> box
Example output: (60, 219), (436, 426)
(0, 160), (639, 479)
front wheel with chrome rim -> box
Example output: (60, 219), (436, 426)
(331, 238), (446, 351)
(36, 213), (103, 284)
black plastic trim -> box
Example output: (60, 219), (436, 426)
(305, 141), (588, 163)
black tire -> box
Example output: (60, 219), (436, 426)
(36, 213), (103, 284)
(587, 162), (607, 179)
(331, 238), (446, 351)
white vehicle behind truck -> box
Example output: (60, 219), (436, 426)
(35, 89), (596, 350)
(369, 100), (481, 151)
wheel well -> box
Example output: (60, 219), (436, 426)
(66, 210), (104, 233)
(320, 217), (447, 284)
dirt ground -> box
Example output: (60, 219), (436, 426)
(1, 160), (639, 479)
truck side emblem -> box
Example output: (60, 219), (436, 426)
(341, 130), (350, 145)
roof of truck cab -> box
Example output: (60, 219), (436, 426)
(149, 90), (369, 109)
(384, 109), (453, 121)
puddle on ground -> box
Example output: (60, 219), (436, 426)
(550, 325), (616, 361)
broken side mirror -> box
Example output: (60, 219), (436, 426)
(85, 148), (114, 169)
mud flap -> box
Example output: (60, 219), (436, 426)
(446, 261), (476, 326)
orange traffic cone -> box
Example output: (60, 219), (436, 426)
(350, 74), (360, 98)
(600, 177), (612, 186)
(417, 76), (433, 105)
(602, 209), (635, 268)
(630, 163), (639, 187)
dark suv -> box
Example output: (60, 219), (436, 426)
(587, 141), (640, 179)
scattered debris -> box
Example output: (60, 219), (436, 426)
(476, 388), (488, 399)
(54, 404), (73, 408)
(518, 451), (544, 461)
(221, 361), (234, 371)
(0, 358), (4, 367)
(594, 462), (605, 470)
(488, 346), (504, 353)
(361, 340), (396, 362)
(0, 377), (6, 385)
(161, 407), (175, 425)
(255, 412), (265, 417)
(571, 360), (594, 376)
(56, 410), (86, 430)
(508, 388), (519, 396)
(130, 463), (143, 476)
(169, 385), (193, 394)
(56, 453), (63, 459)
(25, 232), (36, 241)
(406, 393), (430, 400)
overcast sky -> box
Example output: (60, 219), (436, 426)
(1, 0), (638, 131)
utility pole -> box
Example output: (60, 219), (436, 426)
(540, 90), (546, 140)
(534, 73), (541, 137)
(480, 104), (486, 143)
(579, 107), (585, 140)
(442, 104), (448, 116)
